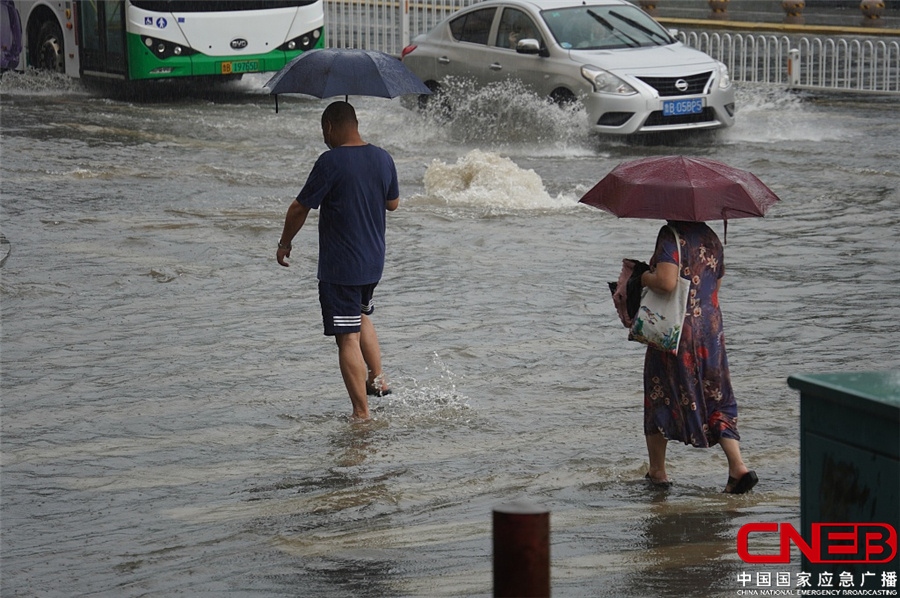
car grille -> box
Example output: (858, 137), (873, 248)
(637, 72), (713, 97)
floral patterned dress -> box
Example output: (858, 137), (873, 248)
(643, 221), (740, 448)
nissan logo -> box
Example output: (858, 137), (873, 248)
(231, 38), (249, 50)
(675, 79), (689, 92)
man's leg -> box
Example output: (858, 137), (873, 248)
(335, 332), (369, 420)
(359, 314), (389, 393)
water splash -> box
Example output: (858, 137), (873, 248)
(722, 83), (856, 144)
(234, 72), (274, 95)
(0, 68), (90, 95)
(417, 148), (579, 213)
(369, 352), (472, 425)
(414, 77), (594, 151)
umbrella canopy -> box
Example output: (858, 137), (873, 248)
(579, 156), (780, 222)
(264, 48), (431, 101)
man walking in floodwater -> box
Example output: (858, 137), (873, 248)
(276, 101), (399, 420)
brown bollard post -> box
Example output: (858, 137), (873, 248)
(493, 500), (550, 597)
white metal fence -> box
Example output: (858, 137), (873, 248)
(681, 31), (900, 93)
(324, 0), (900, 94)
(325, 0), (470, 53)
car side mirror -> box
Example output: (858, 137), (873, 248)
(516, 38), (546, 57)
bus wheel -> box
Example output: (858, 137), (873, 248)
(36, 21), (65, 73)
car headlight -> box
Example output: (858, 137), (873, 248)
(717, 61), (732, 89)
(581, 65), (637, 95)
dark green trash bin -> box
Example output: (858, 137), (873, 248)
(788, 371), (899, 588)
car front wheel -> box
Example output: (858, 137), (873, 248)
(549, 88), (577, 107)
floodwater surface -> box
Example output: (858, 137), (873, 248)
(1, 71), (898, 597)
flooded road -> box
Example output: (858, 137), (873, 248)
(1, 71), (898, 597)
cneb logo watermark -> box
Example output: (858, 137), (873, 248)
(738, 523), (898, 564)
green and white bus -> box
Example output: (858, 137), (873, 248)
(12, 0), (324, 81)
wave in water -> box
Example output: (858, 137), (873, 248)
(4, 69), (854, 153)
(721, 83), (857, 144)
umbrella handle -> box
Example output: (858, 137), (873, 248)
(721, 207), (728, 244)
(275, 95), (279, 114)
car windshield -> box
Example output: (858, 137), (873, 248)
(540, 5), (674, 50)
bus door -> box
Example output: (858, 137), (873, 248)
(78, 1), (127, 78)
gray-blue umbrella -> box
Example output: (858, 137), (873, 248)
(264, 48), (431, 111)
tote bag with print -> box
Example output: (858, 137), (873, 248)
(628, 227), (690, 354)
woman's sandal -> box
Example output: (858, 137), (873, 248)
(645, 473), (672, 489)
(724, 470), (758, 494)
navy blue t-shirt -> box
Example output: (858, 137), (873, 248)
(296, 144), (399, 285)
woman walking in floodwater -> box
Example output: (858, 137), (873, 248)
(640, 220), (758, 494)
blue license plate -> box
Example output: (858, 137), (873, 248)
(663, 98), (703, 116)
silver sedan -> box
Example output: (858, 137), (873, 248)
(401, 0), (735, 135)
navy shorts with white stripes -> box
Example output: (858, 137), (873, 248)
(318, 281), (377, 336)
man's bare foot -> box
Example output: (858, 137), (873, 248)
(350, 412), (371, 423)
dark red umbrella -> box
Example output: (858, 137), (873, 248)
(579, 156), (780, 225)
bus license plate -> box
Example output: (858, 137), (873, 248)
(221, 60), (260, 75)
(663, 98), (703, 116)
